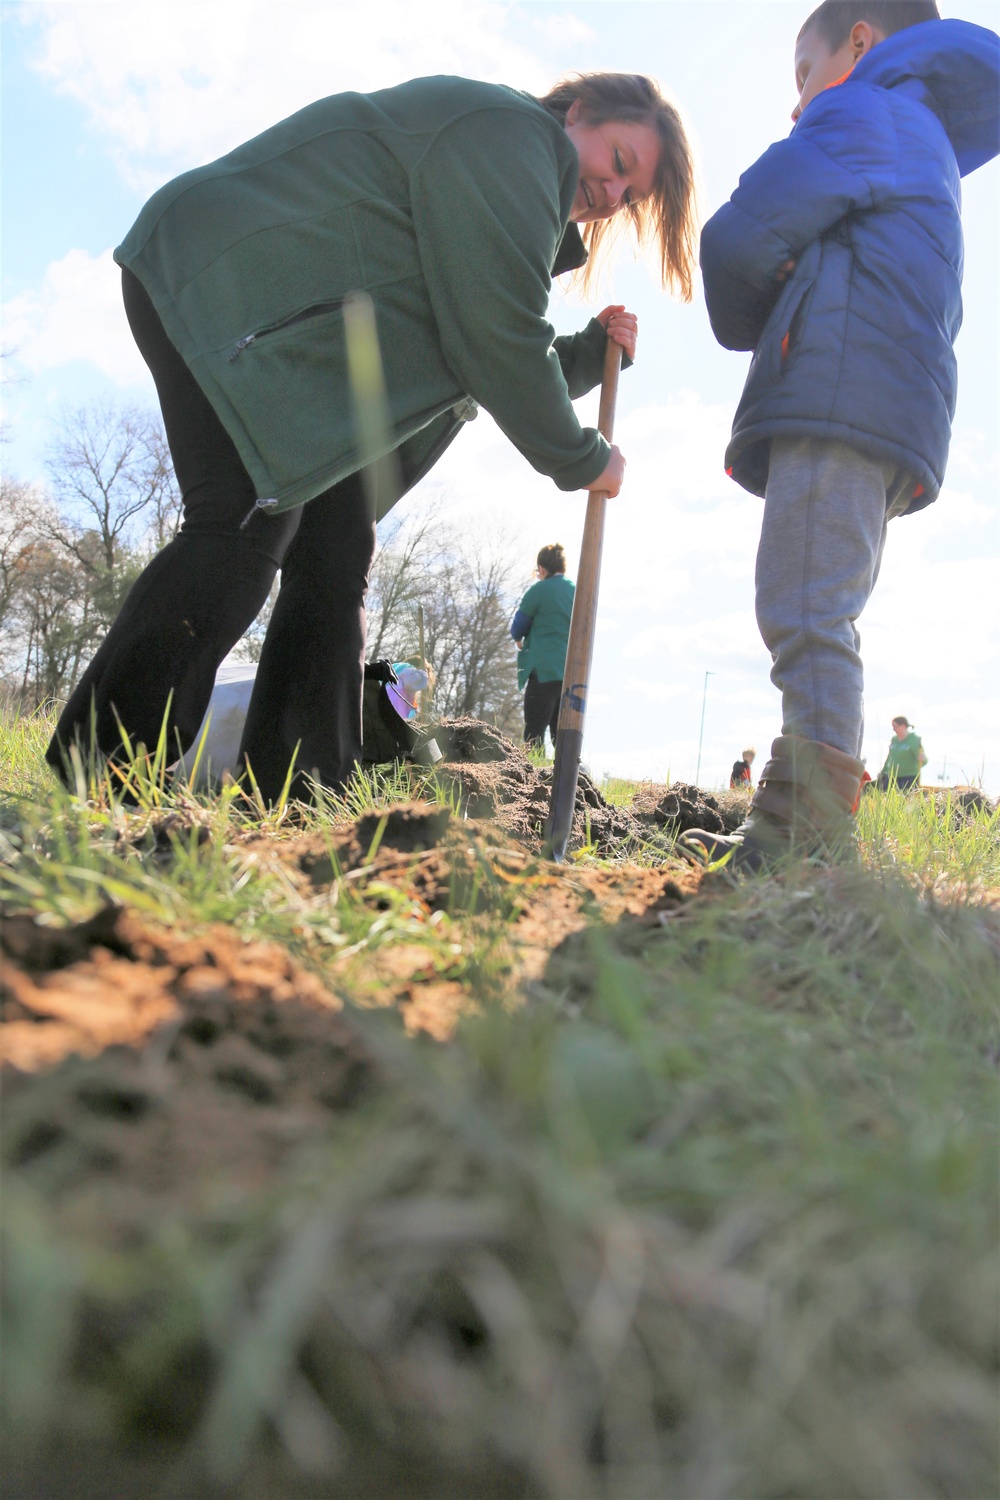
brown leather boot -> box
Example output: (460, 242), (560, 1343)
(683, 735), (865, 871)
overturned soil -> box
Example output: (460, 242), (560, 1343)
(1, 782), (709, 1235)
(2, 908), (376, 1218)
(423, 718), (745, 853)
(0, 725), (736, 1179)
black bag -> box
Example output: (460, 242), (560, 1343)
(361, 660), (441, 768)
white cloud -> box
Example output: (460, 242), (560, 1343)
(863, 555), (998, 683)
(622, 609), (763, 664)
(529, 13), (597, 46)
(1, 248), (151, 386)
(18, 0), (557, 192)
(623, 679), (690, 704)
(946, 427), (999, 481)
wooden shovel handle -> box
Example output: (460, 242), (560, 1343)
(543, 336), (622, 860)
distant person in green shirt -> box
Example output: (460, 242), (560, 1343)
(877, 716), (926, 790)
(511, 543), (576, 750)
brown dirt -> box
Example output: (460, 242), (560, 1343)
(2, 908), (376, 1214)
(651, 781), (744, 836)
(426, 718), (644, 853)
(260, 799), (707, 1014)
(1, 792), (708, 1218)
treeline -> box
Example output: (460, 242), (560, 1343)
(2, 401), (522, 733)
(1, 403), (181, 709)
(366, 506), (524, 735)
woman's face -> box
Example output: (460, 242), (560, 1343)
(563, 101), (660, 224)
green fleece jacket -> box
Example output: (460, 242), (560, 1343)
(115, 75), (613, 514)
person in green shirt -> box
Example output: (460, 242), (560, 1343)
(511, 543), (576, 749)
(877, 715), (927, 790)
(47, 71), (699, 801)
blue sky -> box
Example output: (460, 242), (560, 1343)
(2, 0), (998, 789)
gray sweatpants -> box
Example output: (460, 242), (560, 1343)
(755, 437), (911, 758)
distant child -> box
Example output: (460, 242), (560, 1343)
(511, 543), (576, 750)
(730, 747), (756, 790)
(691, 1), (998, 867)
(877, 715), (926, 790)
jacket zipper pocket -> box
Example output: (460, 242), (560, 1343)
(229, 300), (344, 361)
(777, 278), (813, 372)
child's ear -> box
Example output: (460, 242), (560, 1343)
(850, 20), (884, 57)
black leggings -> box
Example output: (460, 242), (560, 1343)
(47, 269), (377, 800)
(523, 672), (562, 748)
(876, 773), (918, 792)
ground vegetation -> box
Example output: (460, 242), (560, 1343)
(1, 705), (997, 1499)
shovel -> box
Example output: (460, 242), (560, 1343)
(543, 335), (622, 861)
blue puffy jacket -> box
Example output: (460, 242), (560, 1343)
(701, 18), (999, 513)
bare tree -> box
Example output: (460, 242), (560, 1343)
(364, 509), (522, 733)
(141, 420), (183, 550)
(0, 478), (92, 709)
(6, 396), (522, 728)
(366, 506), (443, 663)
(14, 539), (87, 706)
(0, 402), (182, 708)
(0, 476), (46, 647)
(420, 542), (522, 731)
(45, 401), (180, 574)
(229, 577), (278, 663)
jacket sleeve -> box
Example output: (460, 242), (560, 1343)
(409, 110), (610, 490)
(510, 608), (533, 641)
(700, 85), (899, 351)
(553, 318), (633, 399)
(511, 581), (540, 641)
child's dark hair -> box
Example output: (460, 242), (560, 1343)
(798, 1), (940, 47)
(537, 543), (567, 575)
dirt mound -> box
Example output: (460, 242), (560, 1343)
(932, 786), (999, 823)
(2, 907), (376, 1208)
(428, 717), (642, 853)
(652, 782), (746, 836)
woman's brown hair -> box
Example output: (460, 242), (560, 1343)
(539, 72), (699, 300)
(537, 543), (567, 575)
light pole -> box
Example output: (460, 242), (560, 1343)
(695, 670), (714, 788)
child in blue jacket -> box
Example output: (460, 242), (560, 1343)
(693, 0), (998, 867)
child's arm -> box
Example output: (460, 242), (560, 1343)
(701, 86), (898, 351)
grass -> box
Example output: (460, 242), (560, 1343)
(1, 703), (998, 1499)
(0, 701), (55, 806)
(859, 780), (1000, 892)
(600, 775), (644, 809)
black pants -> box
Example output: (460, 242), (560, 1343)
(47, 269), (377, 801)
(523, 673), (562, 748)
(876, 773), (918, 792)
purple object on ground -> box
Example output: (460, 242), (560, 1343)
(385, 682), (415, 721)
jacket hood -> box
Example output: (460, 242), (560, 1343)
(849, 17), (1000, 176)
